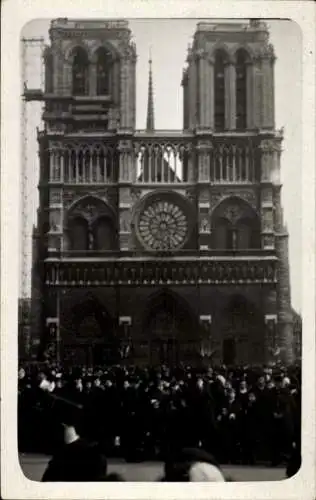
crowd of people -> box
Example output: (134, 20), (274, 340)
(18, 361), (301, 474)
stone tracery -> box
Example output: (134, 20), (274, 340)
(138, 199), (188, 250)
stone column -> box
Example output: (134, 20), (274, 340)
(197, 142), (211, 183)
(263, 288), (278, 363)
(197, 141), (212, 249)
(130, 55), (137, 129)
(198, 53), (206, 128)
(113, 57), (121, 106)
(52, 41), (60, 94)
(63, 62), (72, 94)
(120, 56), (129, 129)
(274, 186), (294, 365)
(259, 140), (275, 249)
(224, 61), (236, 130)
(187, 147), (196, 183)
(90, 62), (97, 96)
(276, 229), (294, 365)
(47, 185), (63, 254)
(208, 58), (215, 130)
(246, 62), (254, 129)
(43, 287), (61, 364)
(188, 53), (197, 129)
(49, 148), (54, 182)
(253, 58), (262, 129)
(183, 78), (189, 129)
(199, 315), (213, 361)
(261, 54), (275, 129)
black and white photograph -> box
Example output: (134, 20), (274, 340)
(1, 2), (315, 499)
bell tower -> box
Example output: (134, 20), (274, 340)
(45, 18), (136, 130)
(182, 19), (275, 132)
(181, 20), (294, 364)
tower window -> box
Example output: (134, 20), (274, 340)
(236, 50), (248, 130)
(96, 48), (112, 95)
(214, 51), (226, 131)
(72, 47), (89, 96)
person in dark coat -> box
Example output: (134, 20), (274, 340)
(224, 389), (242, 464)
(42, 395), (108, 482)
(268, 376), (295, 466)
(162, 447), (226, 482)
(240, 391), (260, 465)
(188, 378), (217, 454)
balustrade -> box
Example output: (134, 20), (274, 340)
(210, 144), (255, 183)
(48, 140), (256, 185)
(45, 257), (277, 286)
(49, 145), (117, 184)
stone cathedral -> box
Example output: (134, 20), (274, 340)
(31, 18), (294, 367)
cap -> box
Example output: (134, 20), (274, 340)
(189, 462), (225, 482)
(164, 448), (223, 481)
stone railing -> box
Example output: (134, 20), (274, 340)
(44, 255), (277, 286)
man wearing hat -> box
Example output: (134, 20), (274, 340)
(162, 448), (226, 482)
(42, 394), (108, 482)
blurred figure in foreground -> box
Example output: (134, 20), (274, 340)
(42, 395), (108, 482)
(162, 448), (226, 482)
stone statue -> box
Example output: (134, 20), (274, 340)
(88, 231), (94, 250)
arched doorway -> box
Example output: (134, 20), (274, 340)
(220, 295), (265, 365)
(66, 296), (118, 366)
(143, 290), (198, 366)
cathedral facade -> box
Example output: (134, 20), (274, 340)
(31, 18), (294, 367)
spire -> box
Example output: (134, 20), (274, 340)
(146, 48), (155, 131)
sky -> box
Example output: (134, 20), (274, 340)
(21, 19), (302, 312)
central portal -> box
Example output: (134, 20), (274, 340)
(144, 290), (197, 366)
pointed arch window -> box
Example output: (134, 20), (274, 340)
(214, 50), (226, 131)
(72, 47), (89, 96)
(236, 50), (248, 130)
(96, 48), (112, 95)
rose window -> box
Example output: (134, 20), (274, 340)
(138, 200), (189, 250)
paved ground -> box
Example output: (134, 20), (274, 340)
(19, 454), (286, 482)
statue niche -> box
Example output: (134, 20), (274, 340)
(67, 196), (117, 251)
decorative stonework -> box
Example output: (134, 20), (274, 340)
(261, 209), (274, 232)
(120, 210), (131, 232)
(261, 187), (273, 204)
(45, 258), (278, 286)
(47, 234), (61, 251)
(259, 139), (282, 153)
(210, 189), (257, 212)
(130, 187), (142, 203)
(199, 188), (210, 202)
(262, 234), (275, 248)
(185, 187), (196, 203)
(63, 189), (76, 207)
(137, 200), (188, 251)
(222, 204), (244, 224)
(68, 197), (113, 224)
(63, 190), (109, 209)
(49, 210), (62, 232)
(200, 217), (210, 233)
(49, 188), (62, 205)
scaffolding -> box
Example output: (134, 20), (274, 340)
(20, 37), (45, 300)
